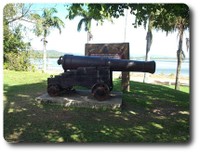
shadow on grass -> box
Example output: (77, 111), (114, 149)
(3, 79), (190, 143)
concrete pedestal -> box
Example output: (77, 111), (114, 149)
(35, 90), (122, 109)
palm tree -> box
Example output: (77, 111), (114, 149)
(66, 4), (93, 42)
(174, 16), (189, 90)
(77, 13), (93, 43)
(31, 8), (65, 72)
(67, 4), (115, 43)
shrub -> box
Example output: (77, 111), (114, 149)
(4, 51), (35, 71)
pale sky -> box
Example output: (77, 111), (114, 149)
(26, 3), (190, 58)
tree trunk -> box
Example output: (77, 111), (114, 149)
(43, 37), (47, 73)
(175, 51), (182, 90)
(87, 31), (93, 43)
(122, 72), (130, 92)
(175, 25), (184, 90)
(143, 25), (152, 83)
(87, 31), (89, 43)
(143, 51), (150, 83)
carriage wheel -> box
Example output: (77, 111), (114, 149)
(92, 83), (110, 101)
(47, 84), (60, 96)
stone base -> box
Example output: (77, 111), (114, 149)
(35, 90), (122, 109)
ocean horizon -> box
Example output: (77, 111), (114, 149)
(31, 58), (190, 77)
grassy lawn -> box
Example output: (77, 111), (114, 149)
(3, 70), (190, 143)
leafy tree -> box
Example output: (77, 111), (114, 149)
(129, 4), (189, 89)
(66, 4), (189, 90)
(3, 3), (33, 71)
(3, 3), (32, 25)
(3, 24), (32, 71)
(129, 4), (162, 82)
(3, 24), (29, 54)
(151, 4), (189, 90)
(31, 8), (65, 72)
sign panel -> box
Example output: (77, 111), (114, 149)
(85, 43), (129, 60)
(85, 43), (130, 92)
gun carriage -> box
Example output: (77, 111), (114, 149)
(47, 54), (156, 101)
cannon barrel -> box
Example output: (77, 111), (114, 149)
(58, 54), (156, 74)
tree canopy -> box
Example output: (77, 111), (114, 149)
(66, 3), (189, 90)
(3, 3), (32, 53)
(30, 8), (65, 38)
(3, 3), (33, 25)
(3, 4), (33, 71)
(3, 3), (189, 77)
(30, 7), (65, 72)
(66, 4), (189, 32)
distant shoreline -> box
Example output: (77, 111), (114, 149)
(30, 56), (190, 61)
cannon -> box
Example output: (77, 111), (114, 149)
(47, 54), (156, 100)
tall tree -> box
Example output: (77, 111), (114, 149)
(3, 3), (33, 71)
(77, 11), (93, 42)
(107, 4), (190, 90)
(174, 16), (189, 90)
(67, 4), (91, 42)
(67, 4), (189, 90)
(3, 3), (32, 54)
(143, 14), (153, 82)
(130, 4), (189, 89)
(129, 4), (161, 83)
(66, 4), (114, 42)
(153, 4), (189, 90)
(3, 3), (33, 25)
(31, 8), (65, 72)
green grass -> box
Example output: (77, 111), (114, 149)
(164, 85), (190, 93)
(3, 70), (190, 143)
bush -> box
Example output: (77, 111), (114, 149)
(4, 52), (35, 71)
